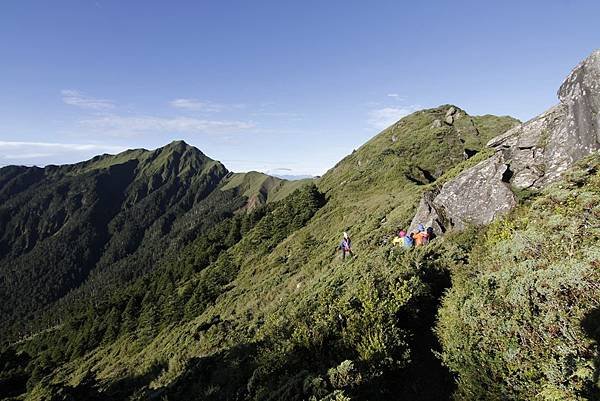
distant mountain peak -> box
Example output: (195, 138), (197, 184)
(159, 140), (205, 157)
(168, 139), (188, 146)
(164, 139), (192, 150)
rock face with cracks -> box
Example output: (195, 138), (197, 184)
(410, 49), (600, 232)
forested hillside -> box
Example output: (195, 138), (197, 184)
(0, 140), (307, 342)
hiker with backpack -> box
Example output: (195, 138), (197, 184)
(413, 224), (429, 246)
(404, 231), (414, 248)
(426, 226), (436, 242)
(392, 230), (406, 246)
(393, 225), (434, 249)
(339, 232), (354, 260)
(393, 230), (414, 248)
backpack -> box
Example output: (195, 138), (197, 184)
(404, 236), (414, 247)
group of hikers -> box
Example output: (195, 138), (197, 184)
(391, 224), (436, 248)
(338, 224), (436, 260)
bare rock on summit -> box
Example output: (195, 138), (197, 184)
(444, 106), (457, 125)
(488, 104), (565, 189)
(490, 50), (600, 189)
(549, 50), (600, 180)
(410, 50), (600, 233)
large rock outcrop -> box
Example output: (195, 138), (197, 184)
(410, 49), (600, 232)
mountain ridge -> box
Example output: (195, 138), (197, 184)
(0, 103), (522, 400)
(2, 52), (600, 401)
(0, 140), (310, 342)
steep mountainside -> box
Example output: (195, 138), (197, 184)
(0, 141), (307, 341)
(2, 51), (600, 401)
(437, 154), (600, 400)
(0, 106), (519, 401)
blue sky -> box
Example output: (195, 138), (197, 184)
(1, 0), (599, 176)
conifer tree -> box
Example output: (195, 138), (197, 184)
(138, 292), (158, 344)
(102, 307), (121, 344)
(121, 296), (139, 335)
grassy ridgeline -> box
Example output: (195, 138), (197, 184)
(3, 106), (529, 400)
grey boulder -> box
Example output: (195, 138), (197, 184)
(409, 154), (516, 232)
(410, 49), (600, 233)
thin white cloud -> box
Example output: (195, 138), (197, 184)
(386, 94), (406, 102)
(0, 141), (125, 152)
(367, 106), (417, 130)
(169, 98), (224, 112)
(251, 111), (303, 121)
(80, 115), (255, 137)
(251, 103), (303, 121)
(220, 159), (321, 176)
(4, 152), (54, 159)
(61, 89), (115, 110)
(266, 167), (314, 179)
(0, 141), (129, 166)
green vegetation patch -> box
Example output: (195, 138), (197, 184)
(437, 155), (600, 401)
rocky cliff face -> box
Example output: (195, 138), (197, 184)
(410, 49), (600, 232)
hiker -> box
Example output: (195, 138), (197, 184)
(339, 232), (354, 260)
(426, 226), (436, 242)
(404, 232), (414, 248)
(413, 224), (429, 246)
(392, 230), (406, 246)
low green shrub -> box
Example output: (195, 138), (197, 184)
(437, 155), (600, 401)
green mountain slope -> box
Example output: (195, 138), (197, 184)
(0, 141), (310, 343)
(10, 104), (598, 400)
(437, 154), (600, 400)
(221, 171), (312, 208)
(319, 106), (518, 195)
(0, 106), (526, 401)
